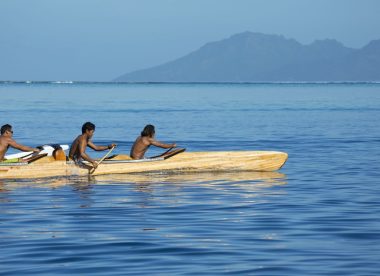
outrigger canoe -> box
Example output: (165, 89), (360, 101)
(0, 148), (288, 179)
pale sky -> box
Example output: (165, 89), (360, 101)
(1, 0), (379, 81)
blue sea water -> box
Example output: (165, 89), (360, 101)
(0, 82), (380, 275)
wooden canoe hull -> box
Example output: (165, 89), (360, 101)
(0, 151), (288, 179)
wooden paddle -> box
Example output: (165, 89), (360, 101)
(150, 147), (174, 159)
(161, 148), (186, 159)
(89, 146), (115, 174)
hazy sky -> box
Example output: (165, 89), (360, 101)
(1, 0), (379, 81)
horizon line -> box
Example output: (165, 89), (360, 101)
(1, 80), (380, 85)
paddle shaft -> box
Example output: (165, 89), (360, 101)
(89, 146), (115, 174)
(150, 147), (174, 159)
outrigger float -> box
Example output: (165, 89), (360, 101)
(0, 146), (288, 179)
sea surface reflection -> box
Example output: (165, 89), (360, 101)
(1, 83), (380, 275)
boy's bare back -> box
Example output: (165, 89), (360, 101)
(130, 136), (176, 159)
(130, 136), (151, 159)
(0, 136), (11, 160)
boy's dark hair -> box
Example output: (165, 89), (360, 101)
(1, 124), (12, 135)
(141, 124), (155, 137)
(82, 122), (96, 134)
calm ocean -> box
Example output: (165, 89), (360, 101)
(0, 83), (380, 275)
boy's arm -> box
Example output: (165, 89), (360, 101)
(88, 140), (116, 151)
(8, 139), (40, 153)
(149, 138), (176, 149)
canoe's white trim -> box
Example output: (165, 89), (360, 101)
(5, 144), (69, 160)
(4, 151), (33, 159)
(40, 144), (69, 156)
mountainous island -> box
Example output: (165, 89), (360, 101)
(114, 32), (380, 82)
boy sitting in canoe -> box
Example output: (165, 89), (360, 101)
(69, 122), (117, 169)
(130, 124), (176, 159)
(0, 124), (40, 162)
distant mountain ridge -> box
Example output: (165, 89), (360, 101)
(114, 32), (380, 82)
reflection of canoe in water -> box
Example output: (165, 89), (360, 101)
(94, 170), (286, 184)
(94, 171), (288, 193)
(0, 149), (288, 179)
(1, 171), (287, 191)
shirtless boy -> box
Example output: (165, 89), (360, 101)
(130, 124), (176, 159)
(69, 122), (117, 169)
(0, 124), (40, 161)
